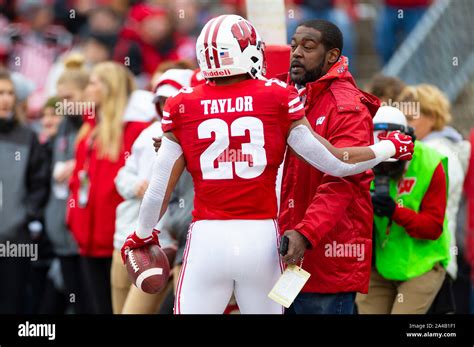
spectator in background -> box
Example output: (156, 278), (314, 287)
(286, 0), (356, 66)
(111, 89), (169, 314)
(82, 32), (117, 65)
(39, 96), (62, 144)
(356, 106), (450, 314)
(154, 69), (198, 314)
(6, 0), (72, 117)
(159, 165), (195, 314)
(398, 84), (471, 313)
(52, 0), (93, 34)
(30, 95), (62, 314)
(52, 0), (125, 35)
(376, 0), (432, 64)
(79, 6), (123, 37)
(111, 69), (195, 314)
(0, 1), (15, 20)
(10, 72), (36, 126)
(67, 62), (150, 314)
(149, 59), (196, 92)
(217, 0), (246, 17)
(44, 54), (90, 314)
(366, 73), (406, 104)
(0, 69), (50, 313)
(169, 0), (203, 38)
(70, 6), (122, 68)
(44, 36), (115, 98)
(113, 4), (195, 85)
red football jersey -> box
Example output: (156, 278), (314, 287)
(162, 78), (305, 220)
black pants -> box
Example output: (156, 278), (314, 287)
(427, 274), (456, 314)
(36, 273), (68, 314)
(60, 255), (91, 314)
(0, 256), (30, 313)
(159, 287), (175, 314)
(30, 260), (53, 313)
(80, 256), (113, 314)
(453, 250), (472, 314)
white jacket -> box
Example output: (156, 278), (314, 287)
(114, 71), (195, 251)
(114, 121), (174, 250)
(422, 126), (471, 279)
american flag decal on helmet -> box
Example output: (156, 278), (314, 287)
(220, 51), (234, 65)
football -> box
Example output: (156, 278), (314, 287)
(125, 244), (170, 294)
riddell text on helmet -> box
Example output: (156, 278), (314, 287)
(202, 69), (232, 78)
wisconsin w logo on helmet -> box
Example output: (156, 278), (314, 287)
(196, 14), (265, 79)
(231, 21), (257, 52)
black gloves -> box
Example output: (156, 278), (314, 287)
(372, 195), (396, 218)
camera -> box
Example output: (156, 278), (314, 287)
(373, 174), (391, 197)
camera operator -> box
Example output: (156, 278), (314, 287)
(356, 106), (450, 314)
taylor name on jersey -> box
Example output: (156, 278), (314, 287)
(201, 96), (254, 115)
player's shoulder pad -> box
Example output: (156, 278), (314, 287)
(263, 78), (288, 89)
(261, 78), (295, 104)
(165, 86), (196, 114)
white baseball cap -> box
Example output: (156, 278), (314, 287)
(153, 69), (194, 102)
(373, 105), (408, 129)
(373, 106), (409, 162)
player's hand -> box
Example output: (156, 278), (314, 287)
(379, 130), (414, 160)
(282, 230), (310, 266)
(153, 137), (162, 153)
(121, 230), (160, 264)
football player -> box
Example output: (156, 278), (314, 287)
(122, 15), (413, 314)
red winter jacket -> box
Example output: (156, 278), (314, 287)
(465, 130), (474, 276)
(279, 57), (380, 294)
(67, 121), (150, 257)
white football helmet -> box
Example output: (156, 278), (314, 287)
(196, 14), (266, 80)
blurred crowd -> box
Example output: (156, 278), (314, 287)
(0, 0), (472, 315)
(0, 0), (434, 120)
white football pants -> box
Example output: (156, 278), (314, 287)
(174, 219), (283, 314)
